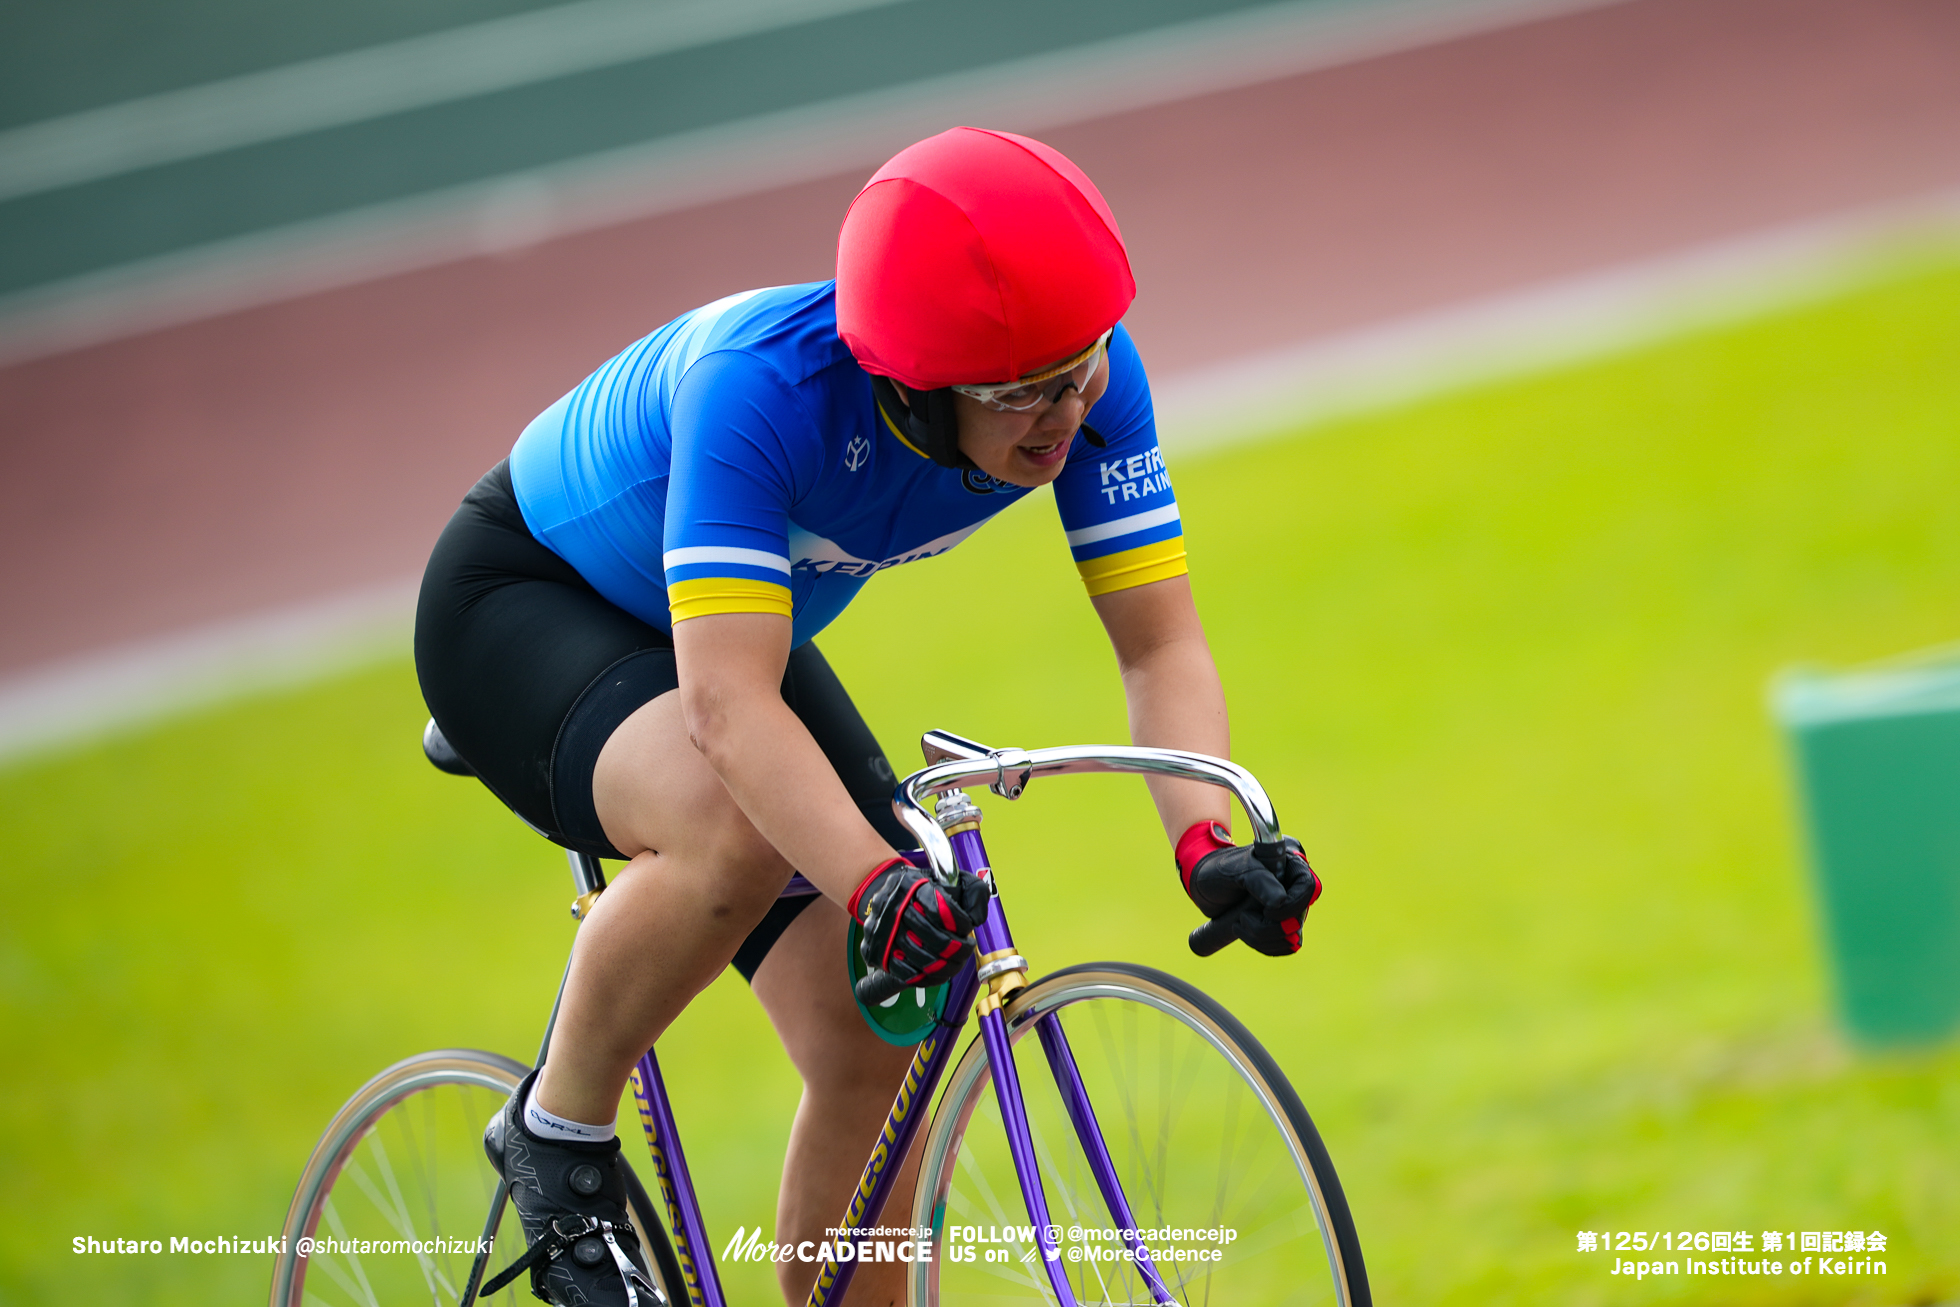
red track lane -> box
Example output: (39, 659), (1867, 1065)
(3, 0), (1957, 677)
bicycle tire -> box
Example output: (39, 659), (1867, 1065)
(910, 962), (1369, 1307)
(270, 1049), (684, 1307)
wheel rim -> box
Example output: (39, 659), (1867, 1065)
(280, 1060), (523, 1306)
(915, 970), (1353, 1306)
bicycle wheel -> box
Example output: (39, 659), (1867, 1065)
(911, 963), (1368, 1307)
(270, 1049), (683, 1307)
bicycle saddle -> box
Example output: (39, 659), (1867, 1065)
(422, 718), (476, 777)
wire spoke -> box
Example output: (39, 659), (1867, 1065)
(285, 1068), (525, 1307)
(925, 977), (1351, 1307)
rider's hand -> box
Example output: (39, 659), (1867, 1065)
(1177, 821), (1321, 957)
(850, 857), (992, 988)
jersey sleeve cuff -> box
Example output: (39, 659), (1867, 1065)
(666, 576), (794, 623)
(1076, 538), (1189, 597)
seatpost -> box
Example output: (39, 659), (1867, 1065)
(567, 849), (607, 921)
(523, 850), (611, 1072)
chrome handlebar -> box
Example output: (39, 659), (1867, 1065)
(895, 730), (1283, 884)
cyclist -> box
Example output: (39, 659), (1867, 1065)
(415, 126), (1320, 1306)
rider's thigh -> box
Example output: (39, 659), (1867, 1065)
(591, 689), (787, 891)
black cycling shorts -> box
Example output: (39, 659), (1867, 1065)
(414, 461), (908, 982)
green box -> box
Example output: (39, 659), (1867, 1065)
(1774, 648), (1960, 1045)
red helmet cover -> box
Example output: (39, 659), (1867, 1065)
(836, 127), (1135, 390)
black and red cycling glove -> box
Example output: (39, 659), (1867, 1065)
(850, 857), (991, 989)
(1177, 821), (1321, 957)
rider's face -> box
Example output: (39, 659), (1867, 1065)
(951, 351), (1112, 488)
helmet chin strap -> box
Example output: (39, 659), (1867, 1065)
(870, 375), (1106, 472)
(871, 374), (970, 469)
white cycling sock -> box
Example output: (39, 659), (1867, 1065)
(523, 1081), (617, 1144)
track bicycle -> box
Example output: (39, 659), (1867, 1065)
(271, 726), (1370, 1306)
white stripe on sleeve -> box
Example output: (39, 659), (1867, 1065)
(661, 545), (792, 574)
(1064, 503), (1182, 548)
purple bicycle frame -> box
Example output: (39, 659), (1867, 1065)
(614, 830), (1165, 1307)
(613, 729), (1286, 1307)
(612, 915), (982, 1307)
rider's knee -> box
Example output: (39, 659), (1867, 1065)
(798, 1031), (912, 1102)
(683, 786), (790, 889)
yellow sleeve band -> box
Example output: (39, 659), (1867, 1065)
(666, 576), (793, 623)
(1076, 538), (1189, 597)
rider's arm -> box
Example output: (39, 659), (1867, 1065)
(1096, 574), (1319, 957)
(1049, 328), (1226, 846)
(673, 611), (896, 905)
(658, 355), (896, 903)
(1090, 574), (1234, 844)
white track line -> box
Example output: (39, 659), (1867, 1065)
(0, 579), (417, 765)
(0, 0), (912, 204)
(0, 0), (1622, 367)
(5, 191), (1957, 763)
(1153, 188), (1960, 453)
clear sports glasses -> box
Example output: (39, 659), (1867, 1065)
(951, 329), (1111, 412)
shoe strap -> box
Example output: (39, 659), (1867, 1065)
(478, 1214), (649, 1302)
(601, 1223), (666, 1307)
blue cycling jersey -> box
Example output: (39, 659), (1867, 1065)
(509, 282), (1185, 647)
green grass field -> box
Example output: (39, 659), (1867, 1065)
(4, 247), (1959, 1306)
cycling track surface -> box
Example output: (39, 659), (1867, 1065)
(2, 0), (1957, 682)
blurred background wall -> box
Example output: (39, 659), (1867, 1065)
(3, 0), (1958, 755)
